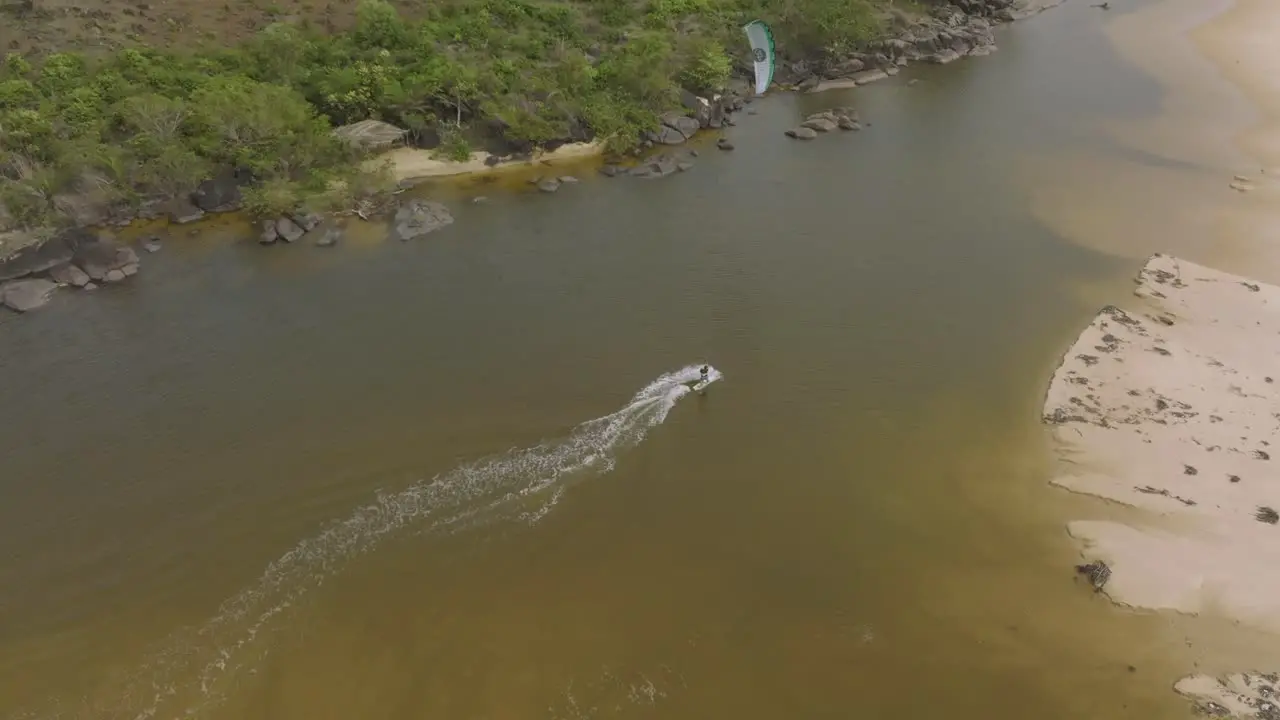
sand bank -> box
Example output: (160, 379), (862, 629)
(1044, 253), (1280, 715)
(365, 141), (605, 183)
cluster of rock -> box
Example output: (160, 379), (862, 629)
(0, 227), (141, 313)
(257, 209), (342, 247)
(644, 90), (747, 148)
(785, 107), (862, 140)
(775, 0), (1015, 93)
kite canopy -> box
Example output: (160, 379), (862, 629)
(742, 20), (776, 95)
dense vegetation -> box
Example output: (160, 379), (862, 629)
(0, 0), (902, 228)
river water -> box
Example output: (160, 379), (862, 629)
(0, 4), (1229, 719)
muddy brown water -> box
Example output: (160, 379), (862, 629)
(0, 4), (1230, 719)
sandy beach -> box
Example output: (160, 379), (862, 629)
(1043, 0), (1280, 715)
(366, 141), (606, 183)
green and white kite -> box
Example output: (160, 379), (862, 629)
(742, 20), (776, 96)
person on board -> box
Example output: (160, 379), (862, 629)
(699, 365), (709, 384)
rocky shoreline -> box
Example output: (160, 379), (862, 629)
(0, 0), (1051, 315)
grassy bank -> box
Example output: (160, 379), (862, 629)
(0, 0), (922, 230)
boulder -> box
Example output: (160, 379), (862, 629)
(392, 200), (454, 241)
(677, 160), (695, 172)
(717, 138), (735, 151)
(290, 210), (323, 232)
(796, 76), (821, 93)
(707, 97), (726, 129)
(800, 117), (838, 132)
(1, 278), (57, 312)
(680, 90), (712, 128)
(536, 178), (561, 193)
(49, 262), (90, 287)
(143, 237), (162, 253)
(259, 220), (279, 245)
(104, 269), (126, 283)
(558, 175), (580, 184)
(659, 112), (701, 141)
(628, 153), (682, 179)
(72, 239), (140, 282)
(0, 234), (75, 281)
(785, 127), (819, 140)
(651, 125), (688, 145)
(190, 170), (244, 213)
(852, 69), (889, 85)
(837, 116), (862, 131)
(930, 50), (963, 64)
(825, 57), (866, 78)
(275, 216), (305, 243)
(167, 197), (205, 224)
(599, 164), (622, 178)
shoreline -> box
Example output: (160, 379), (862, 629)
(0, 0), (1041, 314)
(1042, 0), (1280, 715)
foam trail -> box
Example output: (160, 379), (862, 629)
(12, 364), (721, 720)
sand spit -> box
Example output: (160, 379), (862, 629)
(1043, 253), (1280, 716)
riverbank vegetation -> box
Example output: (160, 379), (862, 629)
(0, 0), (920, 229)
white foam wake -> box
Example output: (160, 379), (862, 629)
(13, 364), (721, 720)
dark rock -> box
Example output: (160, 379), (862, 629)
(796, 75), (821, 93)
(167, 197), (205, 225)
(290, 211), (323, 232)
(660, 111), (701, 141)
(537, 178), (561, 193)
(832, 106), (860, 122)
(393, 200), (454, 241)
(629, 153), (682, 179)
(72, 239), (139, 283)
(680, 90), (712, 128)
(708, 97), (726, 129)
(190, 169), (244, 213)
(484, 154), (502, 167)
(275, 217), (305, 243)
(0, 278), (57, 312)
(801, 117), (838, 132)
(49, 262), (90, 288)
(1075, 561), (1112, 591)
(0, 234), (75, 281)
(259, 220), (279, 245)
(786, 127), (819, 140)
(853, 69), (889, 85)
(717, 138), (735, 151)
(651, 125), (688, 145)
(825, 57), (866, 78)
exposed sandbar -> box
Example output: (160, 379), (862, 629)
(1044, 253), (1280, 715)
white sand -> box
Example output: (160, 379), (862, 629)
(1045, 254), (1280, 715)
(365, 141), (605, 183)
